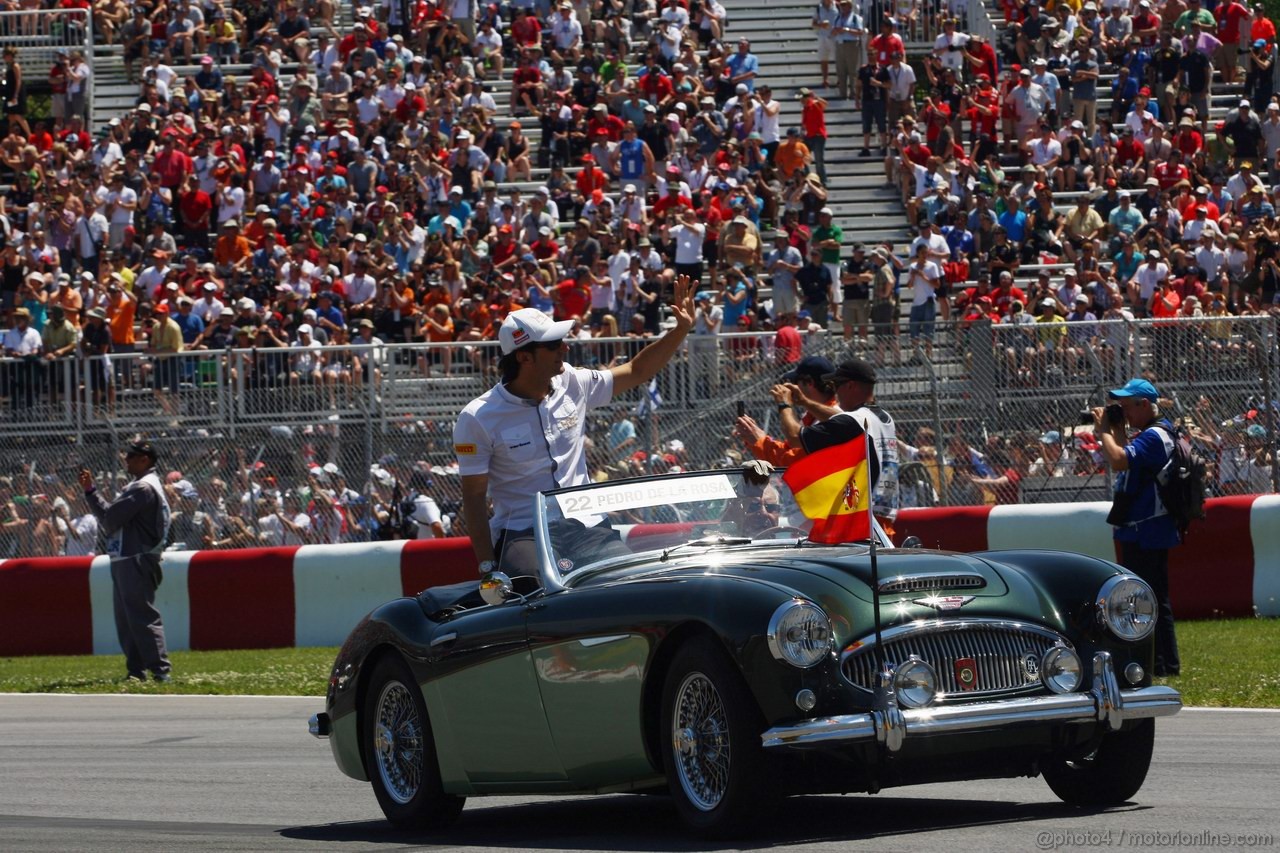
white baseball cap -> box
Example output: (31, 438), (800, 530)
(498, 308), (574, 355)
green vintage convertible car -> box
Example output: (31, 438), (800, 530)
(309, 468), (1182, 836)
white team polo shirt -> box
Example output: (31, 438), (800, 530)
(454, 365), (613, 540)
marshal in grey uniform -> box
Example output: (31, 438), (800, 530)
(82, 441), (172, 681)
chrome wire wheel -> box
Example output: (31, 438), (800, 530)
(372, 679), (423, 805)
(670, 670), (731, 812)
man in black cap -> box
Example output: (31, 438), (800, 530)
(78, 441), (172, 682)
(735, 355), (837, 466)
(796, 358), (901, 538)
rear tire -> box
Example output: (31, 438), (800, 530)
(362, 654), (465, 830)
(660, 636), (771, 837)
(1042, 718), (1156, 807)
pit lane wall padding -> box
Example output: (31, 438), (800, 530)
(1, 497), (1275, 657)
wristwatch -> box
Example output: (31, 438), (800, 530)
(478, 559), (498, 574)
(777, 404), (792, 412)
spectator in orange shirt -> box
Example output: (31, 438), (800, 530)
(416, 303), (455, 377)
(774, 127), (812, 181)
(213, 220), (252, 277)
(106, 280), (136, 353)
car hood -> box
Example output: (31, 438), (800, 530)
(671, 545), (1011, 603)
(601, 544), (1009, 602)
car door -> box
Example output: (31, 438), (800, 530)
(421, 599), (568, 791)
(525, 586), (660, 791)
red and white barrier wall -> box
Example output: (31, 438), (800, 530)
(895, 496), (1280, 620)
(0, 539), (476, 657)
(2, 496), (1276, 657)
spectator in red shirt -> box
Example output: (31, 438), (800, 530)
(869, 17), (905, 67)
(798, 88), (829, 184)
(586, 104), (626, 142)
(1172, 116), (1204, 157)
(1152, 149), (1189, 190)
(652, 171), (694, 219)
(511, 9), (542, 48)
(1251, 5), (1277, 43)
(575, 154), (609, 200)
(1216, 0), (1252, 82)
(153, 136), (193, 197)
(178, 174), (213, 249)
(964, 36), (999, 83)
(554, 268), (592, 321)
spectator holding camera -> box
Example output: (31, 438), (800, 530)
(1094, 379), (1183, 677)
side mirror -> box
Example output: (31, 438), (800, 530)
(479, 571), (515, 606)
(900, 536), (923, 549)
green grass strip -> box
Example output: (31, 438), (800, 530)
(0, 619), (1276, 707)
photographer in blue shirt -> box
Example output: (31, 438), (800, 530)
(1094, 378), (1181, 676)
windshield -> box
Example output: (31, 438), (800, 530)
(535, 468), (882, 584)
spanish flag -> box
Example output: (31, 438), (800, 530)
(783, 434), (872, 544)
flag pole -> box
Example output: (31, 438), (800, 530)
(866, 453), (884, 674)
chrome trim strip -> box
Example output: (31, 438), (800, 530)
(762, 656), (1182, 749)
(878, 573), (987, 594)
(429, 632), (458, 648)
(578, 634), (630, 648)
(842, 618), (1070, 654)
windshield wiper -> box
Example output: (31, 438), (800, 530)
(660, 534), (752, 563)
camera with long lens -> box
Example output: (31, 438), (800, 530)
(1079, 404), (1124, 426)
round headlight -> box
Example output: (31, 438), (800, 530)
(894, 655), (938, 708)
(1041, 645), (1083, 694)
(1095, 575), (1157, 641)
(767, 600), (832, 668)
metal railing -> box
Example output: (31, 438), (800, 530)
(0, 314), (1276, 557)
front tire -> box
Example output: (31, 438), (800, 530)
(362, 654), (464, 830)
(660, 636), (770, 837)
(1041, 718), (1156, 806)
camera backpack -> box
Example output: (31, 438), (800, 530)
(1153, 422), (1207, 539)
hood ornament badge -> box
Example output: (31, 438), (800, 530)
(912, 595), (975, 611)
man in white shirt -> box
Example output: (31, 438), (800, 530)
(905, 243), (942, 358)
(1129, 250), (1168, 314)
(105, 174), (137, 249)
(550, 2), (583, 63)
(74, 209), (109, 274)
(752, 85), (782, 155)
(290, 324), (324, 383)
(932, 17), (970, 73)
(342, 261), (379, 313)
(453, 291), (695, 578)
(691, 289), (723, 396)
(813, 0), (840, 87)
(194, 281), (225, 324)
(671, 209), (706, 281)
(258, 494), (312, 545)
(3, 307), (43, 408)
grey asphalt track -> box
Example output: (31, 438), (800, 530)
(1, 694), (1277, 852)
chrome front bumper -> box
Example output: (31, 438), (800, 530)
(309, 712), (331, 738)
(762, 651), (1182, 751)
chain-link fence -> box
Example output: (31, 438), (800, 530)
(2, 314), (1277, 557)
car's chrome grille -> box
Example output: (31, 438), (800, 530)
(877, 574), (987, 594)
(842, 622), (1063, 700)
